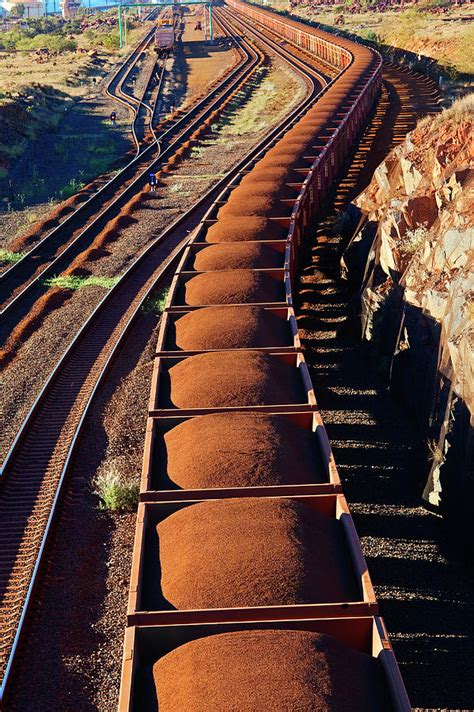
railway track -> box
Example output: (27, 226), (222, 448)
(0, 16), (257, 339)
(0, 12), (326, 705)
(105, 23), (159, 154)
(109, 10), (186, 151)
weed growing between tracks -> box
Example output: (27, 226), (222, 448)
(44, 275), (119, 290)
(95, 466), (139, 513)
(142, 288), (169, 315)
(0, 249), (24, 264)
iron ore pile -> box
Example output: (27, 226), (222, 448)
(118, 2), (410, 710)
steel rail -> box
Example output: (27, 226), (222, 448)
(0, 23), (160, 308)
(147, 56), (168, 146)
(105, 26), (158, 154)
(116, 12), (182, 152)
(223, 5), (338, 85)
(0, 16), (325, 705)
(0, 18), (253, 323)
(105, 7), (166, 154)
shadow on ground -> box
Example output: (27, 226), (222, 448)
(296, 65), (473, 710)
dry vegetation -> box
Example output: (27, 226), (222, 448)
(266, 1), (474, 75)
(0, 13), (154, 96)
(0, 11), (153, 204)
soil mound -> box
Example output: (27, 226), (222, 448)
(173, 306), (289, 351)
(184, 270), (283, 305)
(154, 629), (387, 711)
(192, 243), (281, 271)
(164, 412), (322, 488)
(157, 498), (357, 608)
(205, 216), (286, 243)
(164, 351), (303, 409)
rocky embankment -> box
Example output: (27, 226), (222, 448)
(343, 94), (473, 518)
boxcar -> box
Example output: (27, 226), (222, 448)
(154, 24), (174, 52)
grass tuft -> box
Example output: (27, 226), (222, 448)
(59, 178), (85, 201)
(142, 288), (169, 315)
(191, 146), (204, 159)
(418, 92), (474, 130)
(94, 468), (139, 512)
(402, 225), (429, 256)
(0, 249), (25, 264)
(44, 274), (118, 290)
(168, 181), (185, 194)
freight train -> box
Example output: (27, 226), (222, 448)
(119, 2), (412, 710)
(154, 9), (175, 53)
(154, 24), (175, 52)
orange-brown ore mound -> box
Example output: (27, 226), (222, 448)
(157, 498), (357, 608)
(164, 351), (303, 409)
(164, 412), (322, 488)
(183, 269), (283, 305)
(192, 242), (282, 271)
(153, 629), (388, 711)
(204, 216), (286, 243)
(173, 306), (290, 351)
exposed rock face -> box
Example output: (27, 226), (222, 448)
(343, 95), (473, 512)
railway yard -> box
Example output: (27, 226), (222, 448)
(0, 1), (473, 711)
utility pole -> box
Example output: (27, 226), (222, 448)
(119, 3), (123, 47)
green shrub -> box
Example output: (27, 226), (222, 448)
(0, 249), (25, 264)
(10, 2), (25, 17)
(16, 34), (77, 52)
(142, 288), (169, 314)
(95, 469), (139, 512)
(102, 33), (120, 50)
(0, 30), (26, 50)
(360, 29), (378, 42)
(59, 177), (84, 200)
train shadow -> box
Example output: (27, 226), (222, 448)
(182, 39), (235, 58)
(295, 64), (474, 709)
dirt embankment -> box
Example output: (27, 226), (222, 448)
(343, 94), (473, 518)
(0, 12), (155, 207)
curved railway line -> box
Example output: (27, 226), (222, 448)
(0, 14), (259, 339)
(0, 10), (329, 705)
(0, 1), (447, 708)
(105, 23), (159, 154)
